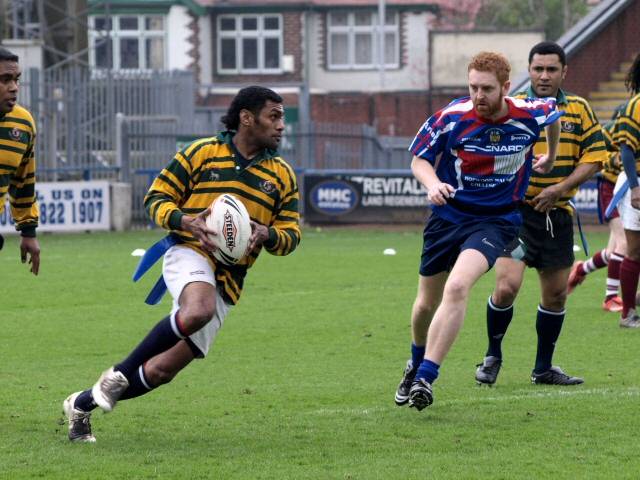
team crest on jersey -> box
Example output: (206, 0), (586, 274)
(260, 180), (276, 194)
(207, 169), (220, 182)
(561, 121), (575, 133)
(9, 128), (23, 141)
(487, 128), (503, 143)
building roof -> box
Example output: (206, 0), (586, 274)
(89, 1), (207, 15)
(511, 0), (635, 92)
(195, 0), (436, 7)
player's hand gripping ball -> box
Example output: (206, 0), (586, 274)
(206, 194), (252, 265)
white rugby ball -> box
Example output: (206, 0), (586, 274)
(206, 194), (252, 265)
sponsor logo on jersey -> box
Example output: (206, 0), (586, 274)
(223, 211), (238, 251)
(487, 128), (503, 143)
(466, 144), (525, 153)
(511, 133), (530, 141)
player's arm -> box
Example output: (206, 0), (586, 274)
(259, 166), (301, 256)
(411, 155), (454, 206)
(532, 118), (560, 174)
(531, 161), (600, 213)
(10, 138), (40, 275)
(144, 146), (217, 249)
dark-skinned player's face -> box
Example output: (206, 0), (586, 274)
(529, 53), (566, 98)
(0, 60), (20, 115)
(245, 101), (285, 150)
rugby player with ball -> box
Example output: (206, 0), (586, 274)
(62, 86), (301, 442)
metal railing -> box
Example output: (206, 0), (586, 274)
(17, 66), (197, 182)
(115, 115), (412, 223)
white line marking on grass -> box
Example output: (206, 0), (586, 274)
(442, 387), (640, 406)
(309, 387), (640, 416)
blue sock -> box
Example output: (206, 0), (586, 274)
(416, 359), (440, 384)
(116, 313), (185, 380)
(486, 297), (513, 359)
(120, 365), (155, 400)
(74, 389), (97, 412)
(534, 305), (565, 373)
(411, 343), (426, 369)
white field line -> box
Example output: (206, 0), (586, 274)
(310, 387), (640, 416)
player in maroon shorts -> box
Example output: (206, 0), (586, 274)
(567, 111), (626, 313)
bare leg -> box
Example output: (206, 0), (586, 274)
(424, 249), (490, 364)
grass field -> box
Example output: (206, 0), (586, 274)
(0, 227), (639, 479)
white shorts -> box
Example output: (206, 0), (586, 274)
(614, 172), (640, 231)
(163, 245), (230, 357)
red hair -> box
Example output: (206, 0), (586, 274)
(468, 51), (511, 85)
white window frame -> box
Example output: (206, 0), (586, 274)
(217, 14), (283, 75)
(88, 14), (167, 71)
(327, 10), (399, 71)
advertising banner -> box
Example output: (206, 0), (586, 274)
(304, 171), (429, 224)
(0, 181), (111, 233)
(304, 172), (602, 225)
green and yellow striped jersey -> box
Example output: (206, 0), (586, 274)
(601, 121), (621, 184)
(516, 88), (606, 213)
(144, 131), (301, 305)
(613, 92), (640, 167)
(0, 104), (38, 235)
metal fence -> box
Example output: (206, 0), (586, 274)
(16, 67), (413, 224)
(17, 67), (197, 182)
(116, 115), (413, 223)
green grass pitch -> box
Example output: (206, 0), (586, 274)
(0, 227), (638, 479)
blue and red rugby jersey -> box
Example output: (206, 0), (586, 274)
(409, 96), (561, 225)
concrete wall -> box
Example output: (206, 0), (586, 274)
(110, 183), (132, 232)
(198, 14), (213, 84)
(430, 31), (544, 88)
(167, 5), (192, 71)
(1, 39), (44, 71)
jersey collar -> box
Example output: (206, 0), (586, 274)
(219, 130), (279, 163)
(525, 86), (568, 105)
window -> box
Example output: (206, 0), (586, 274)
(89, 14), (166, 70)
(327, 10), (399, 70)
(217, 14), (283, 74)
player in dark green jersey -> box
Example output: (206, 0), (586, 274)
(63, 86), (301, 442)
(567, 108), (626, 313)
(475, 42), (606, 386)
(0, 47), (40, 275)
(611, 53), (640, 328)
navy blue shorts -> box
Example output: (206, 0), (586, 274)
(419, 214), (519, 276)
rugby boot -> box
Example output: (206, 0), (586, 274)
(63, 392), (96, 443)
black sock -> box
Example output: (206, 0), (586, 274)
(120, 365), (155, 400)
(485, 297), (513, 359)
(115, 313), (185, 380)
(74, 389), (97, 412)
(534, 305), (565, 373)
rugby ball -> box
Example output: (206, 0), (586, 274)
(205, 194), (252, 265)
